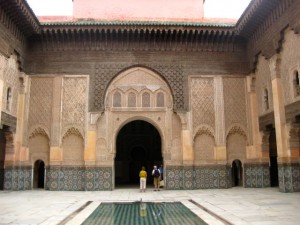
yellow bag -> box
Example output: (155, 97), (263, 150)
(159, 180), (164, 187)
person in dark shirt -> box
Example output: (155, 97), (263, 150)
(152, 165), (161, 191)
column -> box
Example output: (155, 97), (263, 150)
(269, 54), (295, 192)
(15, 73), (28, 162)
(214, 77), (226, 162)
(269, 55), (290, 159)
(177, 112), (193, 164)
(244, 75), (270, 188)
(0, 80), (3, 124)
(50, 77), (63, 162)
(246, 75), (262, 159)
(84, 113), (98, 162)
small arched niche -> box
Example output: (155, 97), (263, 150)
(105, 67), (173, 110)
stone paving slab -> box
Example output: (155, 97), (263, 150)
(0, 187), (299, 225)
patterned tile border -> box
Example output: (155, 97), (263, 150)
(278, 162), (300, 193)
(4, 163), (299, 192)
(244, 163), (270, 188)
(4, 166), (32, 190)
(46, 166), (113, 191)
(165, 165), (231, 190)
(0, 168), (4, 190)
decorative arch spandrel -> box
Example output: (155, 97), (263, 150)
(105, 67), (173, 110)
(226, 125), (247, 163)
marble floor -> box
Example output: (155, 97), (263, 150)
(0, 187), (299, 225)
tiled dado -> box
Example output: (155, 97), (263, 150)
(46, 166), (113, 191)
(0, 168), (4, 189)
(4, 166), (32, 190)
(165, 165), (231, 190)
(278, 163), (300, 193)
(244, 163), (270, 188)
(3, 166), (113, 191)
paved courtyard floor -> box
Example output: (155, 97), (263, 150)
(0, 187), (299, 225)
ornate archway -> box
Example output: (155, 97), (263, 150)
(115, 120), (162, 186)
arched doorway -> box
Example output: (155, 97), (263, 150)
(232, 159), (243, 187)
(115, 120), (162, 187)
(33, 160), (45, 189)
(268, 126), (278, 187)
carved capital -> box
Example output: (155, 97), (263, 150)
(247, 74), (256, 93)
(90, 112), (103, 125)
(176, 111), (188, 129)
(269, 54), (281, 80)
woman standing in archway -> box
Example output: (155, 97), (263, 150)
(139, 166), (147, 192)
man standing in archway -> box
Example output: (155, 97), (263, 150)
(152, 165), (161, 191)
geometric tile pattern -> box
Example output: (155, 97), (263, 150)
(46, 166), (113, 191)
(84, 167), (112, 191)
(4, 166), (113, 191)
(165, 165), (230, 190)
(4, 166), (32, 190)
(0, 168), (4, 189)
(244, 163), (270, 188)
(6, 164), (299, 192)
(278, 163), (300, 193)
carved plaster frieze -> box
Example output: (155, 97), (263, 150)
(92, 64), (183, 112)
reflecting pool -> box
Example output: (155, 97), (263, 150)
(82, 201), (207, 225)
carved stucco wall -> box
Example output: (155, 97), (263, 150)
(191, 77), (215, 135)
(28, 131), (50, 165)
(190, 77), (215, 163)
(62, 77), (87, 139)
(256, 55), (273, 116)
(194, 133), (215, 163)
(223, 77), (248, 136)
(62, 131), (84, 166)
(92, 64), (183, 111)
(0, 54), (19, 117)
(191, 76), (248, 162)
(28, 76), (88, 165)
(97, 67), (181, 165)
(224, 78), (248, 162)
(280, 29), (300, 104)
(227, 131), (247, 163)
(28, 77), (53, 141)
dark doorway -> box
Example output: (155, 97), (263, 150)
(115, 120), (162, 187)
(268, 125), (278, 187)
(0, 128), (6, 190)
(33, 160), (45, 189)
(232, 159), (243, 187)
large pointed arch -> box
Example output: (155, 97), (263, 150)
(115, 119), (163, 187)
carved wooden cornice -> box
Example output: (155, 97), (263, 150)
(30, 24), (242, 52)
(236, 0), (282, 38)
(1, 0), (295, 42)
(243, 0), (298, 71)
(0, 0), (40, 37)
(1, 0), (297, 58)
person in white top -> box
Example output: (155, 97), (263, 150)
(152, 165), (161, 191)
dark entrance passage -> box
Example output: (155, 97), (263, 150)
(33, 160), (45, 189)
(232, 159), (243, 187)
(115, 120), (162, 187)
(0, 128), (6, 190)
(268, 125), (278, 187)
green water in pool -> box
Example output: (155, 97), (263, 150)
(81, 201), (208, 225)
